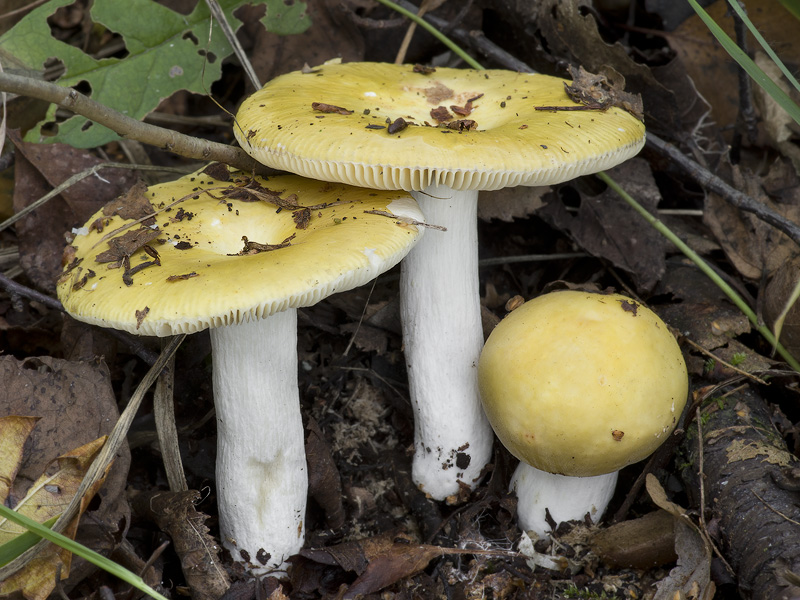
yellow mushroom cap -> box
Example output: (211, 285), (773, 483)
(478, 290), (687, 476)
(57, 167), (423, 336)
(234, 61), (646, 191)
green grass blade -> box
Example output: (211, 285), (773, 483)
(726, 0), (800, 93)
(371, 0), (484, 69)
(776, 0), (800, 20)
(0, 515), (59, 566)
(597, 171), (800, 372)
(0, 504), (169, 600)
(686, 0), (800, 127)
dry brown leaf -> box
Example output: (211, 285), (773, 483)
(0, 435), (111, 600)
(764, 257), (800, 358)
(0, 416), (39, 504)
(646, 475), (716, 600)
(478, 186), (548, 222)
(534, 0), (678, 129)
(0, 356), (131, 590)
(9, 131), (139, 291)
(538, 159), (666, 291)
(133, 490), (230, 600)
(306, 418), (344, 530)
(301, 531), (447, 598)
(704, 167), (800, 281)
(669, 0), (800, 131)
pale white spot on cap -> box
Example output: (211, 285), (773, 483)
(362, 247), (380, 269)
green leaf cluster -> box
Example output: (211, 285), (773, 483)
(0, 0), (310, 148)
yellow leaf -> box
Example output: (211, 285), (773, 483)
(0, 435), (110, 600)
(0, 416), (39, 505)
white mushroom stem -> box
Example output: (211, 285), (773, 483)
(211, 309), (307, 576)
(510, 462), (618, 537)
(401, 184), (494, 500)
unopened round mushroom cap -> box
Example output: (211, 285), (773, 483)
(478, 290), (687, 477)
(234, 61), (646, 191)
(57, 166), (424, 336)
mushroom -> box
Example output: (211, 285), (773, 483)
(233, 61), (647, 500)
(477, 290), (688, 536)
(57, 166), (424, 575)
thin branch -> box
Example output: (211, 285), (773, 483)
(390, 0), (535, 72)
(204, 0), (261, 90)
(0, 271), (159, 365)
(0, 162), (187, 234)
(646, 133), (800, 248)
(0, 72), (278, 176)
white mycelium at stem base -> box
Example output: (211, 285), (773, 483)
(212, 311), (305, 574)
(511, 464), (618, 537)
(401, 185), (494, 499)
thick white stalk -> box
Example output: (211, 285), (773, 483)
(401, 184), (494, 500)
(511, 462), (618, 537)
(212, 310), (307, 576)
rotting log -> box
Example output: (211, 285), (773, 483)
(681, 384), (800, 600)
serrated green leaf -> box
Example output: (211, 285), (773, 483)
(0, 0), (310, 148)
(262, 0), (311, 35)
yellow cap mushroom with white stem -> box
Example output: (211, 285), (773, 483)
(57, 165), (424, 576)
(234, 61), (645, 191)
(59, 165), (423, 336)
(478, 290), (688, 536)
(234, 60), (647, 502)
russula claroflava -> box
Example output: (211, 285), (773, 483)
(57, 165), (424, 575)
(233, 60), (647, 500)
(478, 290), (688, 536)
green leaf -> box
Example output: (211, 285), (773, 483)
(262, 0), (312, 35)
(0, 0), (310, 148)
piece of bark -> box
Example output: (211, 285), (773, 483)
(133, 490), (230, 600)
(591, 510), (677, 569)
(681, 385), (800, 599)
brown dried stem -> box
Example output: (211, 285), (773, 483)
(0, 71), (277, 175)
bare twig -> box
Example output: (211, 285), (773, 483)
(0, 271), (159, 365)
(0, 162), (187, 234)
(391, 0), (535, 72)
(647, 133), (800, 248)
(204, 0), (261, 90)
(0, 72), (278, 175)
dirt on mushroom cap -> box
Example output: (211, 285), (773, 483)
(235, 61), (646, 192)
(57, 167), (424, 337)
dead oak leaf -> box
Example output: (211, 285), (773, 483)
(102, 180), (157, 226)
(95, 227), (161, 265)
